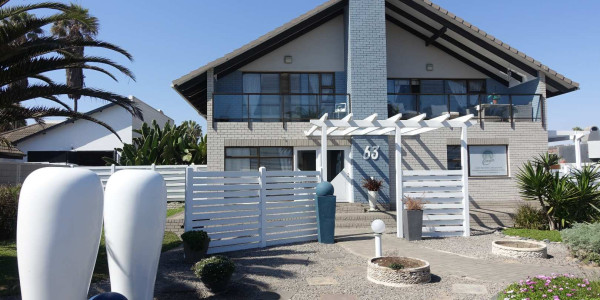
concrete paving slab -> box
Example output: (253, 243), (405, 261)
(306, 276), (338, 286)
(452, 283), (488, 294)
(320, 294), (358, 300)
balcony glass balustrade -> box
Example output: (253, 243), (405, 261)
(213, 93), (351, 122)
(387, 93), (543, 123)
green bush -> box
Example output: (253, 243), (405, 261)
(498, 274), (600, 300)
(0, 185), (20, 241)
(512, 204), (548, 230)
(181, 230), (210, 251)
(561, 223), (600, 264)
(389, 263), (404, 270)
(193, 255), (235, 291)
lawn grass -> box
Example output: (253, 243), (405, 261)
(0, 231), (182, 296)
(503, 228), (562, 242)
(166, 207), (184, 218)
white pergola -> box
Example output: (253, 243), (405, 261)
(549, 130), (591, 169)
(305, 112), (476, 238)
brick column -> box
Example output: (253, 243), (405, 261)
(346, 0), (390, 206)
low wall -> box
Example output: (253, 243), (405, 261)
(0, 162), (69, 185)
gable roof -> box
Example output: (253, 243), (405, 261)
(172, 0), (579, 117)
(0, 123), (59, 158)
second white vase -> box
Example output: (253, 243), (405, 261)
(103, 170), (167, 300)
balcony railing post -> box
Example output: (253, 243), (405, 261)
(247, 94), (251, 128)
(447, 94), (451, 116)
(509, 95), (514, 124)
(281, 94), (285, 127)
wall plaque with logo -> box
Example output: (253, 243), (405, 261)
(468, 145), (508, 176)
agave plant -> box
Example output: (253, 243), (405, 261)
(517, 153), (600, 230)
(104, 120), (207, 166)
(1, 1), (140, 144)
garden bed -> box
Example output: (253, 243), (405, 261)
(412, 232), (578, 267)
(367, 256), (431, 287)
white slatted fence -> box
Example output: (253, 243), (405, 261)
(403, 170), (466, 237)
(82, 164), (206, 202)
(185, 167), (320, 254)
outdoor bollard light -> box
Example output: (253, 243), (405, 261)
(17, 168), (104, 300)
(104, 170), (167, 300)
(371, 219), (385, 257)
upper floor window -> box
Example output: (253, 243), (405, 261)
(243, 73), (334, 95)
(213, 72), (349, 123)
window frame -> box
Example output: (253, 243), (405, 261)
(467, 144), (509, 177)
(242, 72), (336, 95)
(224, 146), (294, 171)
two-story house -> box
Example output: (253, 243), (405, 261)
(172, 0), (578, 228)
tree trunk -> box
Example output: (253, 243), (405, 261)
(537, 196), (555, 230)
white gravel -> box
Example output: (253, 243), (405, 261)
(90, 241), (506, 300)
(412, 231), (580, 268)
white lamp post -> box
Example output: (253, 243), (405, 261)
(371, 219), (385, 257)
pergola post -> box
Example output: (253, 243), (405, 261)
(460, 127), (470, 237)
(574, 134), (582, 169)
(321, 123), (328, 182)
(395, 126), (403, 238)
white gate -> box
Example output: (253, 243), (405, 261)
(185, 167), (320, 254)
(403, 170), (467, 237)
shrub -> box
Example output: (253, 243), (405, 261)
(512, 204), (548, 230)
(362, 178), (383, 191)
(561, 223), (600, 265)
(389, 263), (404, 270)
(181, 230), (210, 251)
(498, 274), (600, 300)
(0, 185), (20, 241)
(403, 196), (424, 211)
(193, 255), (235, 292)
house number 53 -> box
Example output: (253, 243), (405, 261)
(363, 146), (380, 160)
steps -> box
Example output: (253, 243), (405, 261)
(336, 203), (397, 228)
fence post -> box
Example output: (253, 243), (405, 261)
(110, 164), (116, 175)
(258, 167), (267, 248)
(184, 167), (193, 232)
(151, 163), (156, 171)
(461, 127), (470, 237)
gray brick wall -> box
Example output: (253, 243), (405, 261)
(346, 0), (387, 119)
(352, 136), (390, 206)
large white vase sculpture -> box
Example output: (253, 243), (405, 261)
(104, 170), (167, 300)
(17, 168), (104, 300)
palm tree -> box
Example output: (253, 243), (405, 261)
(51, 4), (97, 113)
(0, 1), (141, 145)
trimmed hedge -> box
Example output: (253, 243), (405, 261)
(0, 185), (20, 241)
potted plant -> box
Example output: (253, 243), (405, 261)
(402, 196), (425, 241)
(193, 255), (235, 292)
(181, 230), (211, 263)
(362, 177), (383, 211)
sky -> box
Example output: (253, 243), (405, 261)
(22, 0), (600, 132)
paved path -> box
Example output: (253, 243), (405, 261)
(335, 228), (597, 284)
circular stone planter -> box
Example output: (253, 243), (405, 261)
(367, 257), (431, 287)
(492, 240), (547, 259)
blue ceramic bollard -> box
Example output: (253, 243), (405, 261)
(89, 292), (128, 300)
(315, 182), (336, 244)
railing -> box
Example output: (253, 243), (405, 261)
(387, 93), (543, 124)
(212, 93), (351, 124)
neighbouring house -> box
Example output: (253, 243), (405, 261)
(0, 96), (173, 166)
(549, 126), (600, 167)
(172, 0), (578, 228)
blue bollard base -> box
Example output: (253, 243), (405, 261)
(316, 195), (336, 244)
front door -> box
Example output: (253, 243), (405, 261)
(294, 147), (352, 202)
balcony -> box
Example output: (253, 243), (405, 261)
(387, 94), (543, 123)
(212, 93), (351, 123)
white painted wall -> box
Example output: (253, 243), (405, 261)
(130, 96), (173, 136)
(17, 105), (133, 155)
(15, 96), (173, 161)
(386, 21), (486, 79)
(240, 16), (345, 72)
